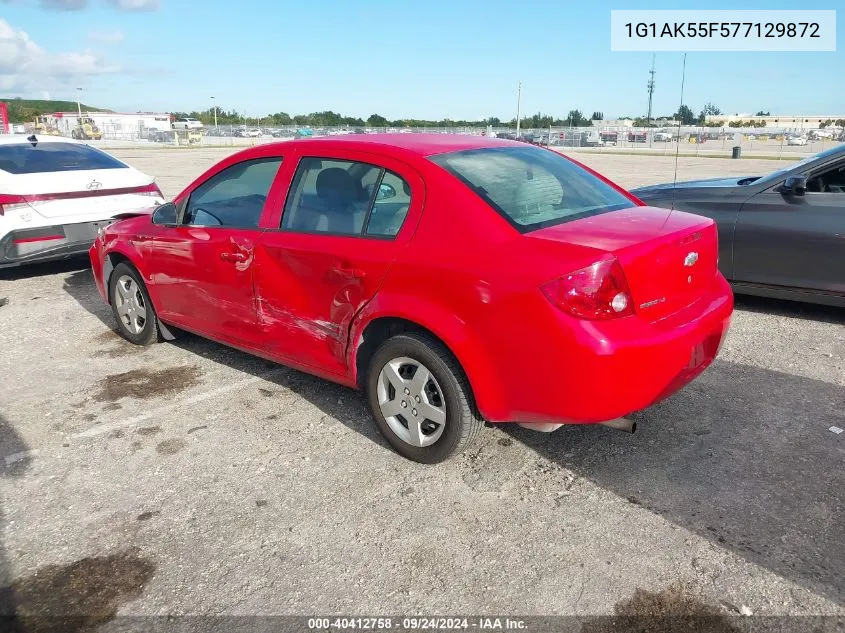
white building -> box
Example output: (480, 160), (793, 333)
(50, 111), (172, 139)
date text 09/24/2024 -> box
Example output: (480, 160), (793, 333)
(308, 617), (527, 630)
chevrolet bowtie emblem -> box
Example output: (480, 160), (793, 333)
(684, 251), (699, 267)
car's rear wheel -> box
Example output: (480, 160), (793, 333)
(366, 332), (483, 464)
(109, 262), (159, 346)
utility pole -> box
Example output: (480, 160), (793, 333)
(211, 96), (217, 129)
(516, 81), (522, 138)
(646, 54), (656, 125)
(76, 87), (83, 118)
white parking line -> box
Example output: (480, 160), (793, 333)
(75, 368), (286, 439)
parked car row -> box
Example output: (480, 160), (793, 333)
(3, 133), (842, 465)
(84, 133), (735, 462)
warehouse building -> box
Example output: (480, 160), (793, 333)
(705, 114), (845, 129)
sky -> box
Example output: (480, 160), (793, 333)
(0, 0), (842, 120)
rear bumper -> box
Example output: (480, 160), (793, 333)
(0, 220), (114, 268)
(490, 274), (734, 425)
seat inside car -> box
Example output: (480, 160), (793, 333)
(292, 167), (361, 233)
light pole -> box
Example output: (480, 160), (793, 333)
(76, 87), (83, 118)
(516, 81), (522, 138)
(211, 96), (217, 130)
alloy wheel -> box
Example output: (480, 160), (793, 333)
(377, 356), (447, 447)
(114, 274), (148, 335)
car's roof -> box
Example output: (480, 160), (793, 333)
(285, 133), (522, 157)
(0, 134), (85, 146)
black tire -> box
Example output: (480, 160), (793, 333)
(108, 262), (159, 346)
(366, 332), (483, 464)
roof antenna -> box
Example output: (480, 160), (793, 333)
(671, 53), (687, 211)
(27, 134), (38, 147)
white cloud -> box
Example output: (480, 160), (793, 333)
(0, 0), (89, 9)
(106, 0), (159, 10)
(88, 29), (125, 43)
(0, 19), (120, 94)
(0, 0), (160, 9)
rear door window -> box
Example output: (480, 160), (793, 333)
(0, 142), (127, 175)
(366, 170), (412, 237)
(282, 157), (412, 238)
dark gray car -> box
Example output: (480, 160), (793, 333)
(631, 144), (845, 307)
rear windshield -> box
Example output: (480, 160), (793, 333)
(0, 142), (126, 175)
(430, 146), (634, 231)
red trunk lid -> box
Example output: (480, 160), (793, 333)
(530, 206), (719, 321)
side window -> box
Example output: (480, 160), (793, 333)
(183, 157), (282, 228)
(365, 170), (412, 237)
(807, 162), (845, 194)
(282, 158), (378, 235)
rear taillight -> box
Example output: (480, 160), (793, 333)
(541, 256), (635, 320)
(0, 194), (29, 217)
(137, 182), (163, 197)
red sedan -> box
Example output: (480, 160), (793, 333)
(90, 134), (733, 463)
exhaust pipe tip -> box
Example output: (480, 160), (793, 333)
(598, 418), (637, 434)
(517, 422), (564, 433)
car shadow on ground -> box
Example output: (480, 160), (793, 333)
(0, 256), (90, 282)
(0, 415), (33, 620)
(60, 275), (845, 607)
(167, 328), (845, 608)
(503, 360), (845, 607)
(62, 268), (114, 327)
(733, 294), (844, 326)
(168, 333), (392, 451)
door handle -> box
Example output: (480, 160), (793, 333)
(220, 251), (248, 263)
(332, 265), (366, 279)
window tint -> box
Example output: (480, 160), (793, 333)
(0, 142), (126, 175)
(365, 170), (412, 237)
(183, 157), (282, 228)
(807, 161), (845, 193)
(282, 158), (383, 235)
(430, 146), (634, 232)
(757, 145), (845, 185)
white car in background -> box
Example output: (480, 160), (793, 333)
(811, 129), (834, 139)
(172, 117), (204, 130)
(0, 135), (164, 268)
(786, 135), (808, 146)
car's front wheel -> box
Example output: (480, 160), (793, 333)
(366, 332), (483, 464)
(109, 262), (159, 346)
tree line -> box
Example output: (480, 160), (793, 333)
(1, 97), (110, 123)
(6, 95), (839, 130)
(172, 108), (605, 129)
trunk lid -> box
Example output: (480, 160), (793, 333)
(530, 206), (719, 321)
(6, 168), (160, 219)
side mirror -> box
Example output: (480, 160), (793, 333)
(780, 175), (807, 196)
(151, 202), (178, 225)
(376, 183), (396, 200)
